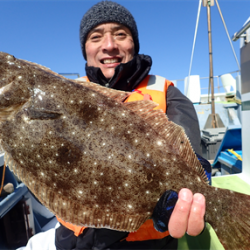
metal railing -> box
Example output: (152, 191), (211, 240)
(232, 19), (250, 42)
(59, 73), (80, 79)
(172, 70), (240, 95)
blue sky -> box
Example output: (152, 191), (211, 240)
(1, 0), (249, 94)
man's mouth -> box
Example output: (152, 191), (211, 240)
(101, 58), (122, 64)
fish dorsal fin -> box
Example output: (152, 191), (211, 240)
(74, 80), (130, 103)
(124, 100), (209, 184)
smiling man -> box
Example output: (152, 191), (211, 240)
(85, 23), (135, 80)
(17, 1), (210, 250)
(54, 1), (210, 250)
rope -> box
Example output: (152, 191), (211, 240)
(188, 0), (202, 88)
(227, 149), (242, 161)
(215, 0), (241, 70)
(0, 163), (6, 196)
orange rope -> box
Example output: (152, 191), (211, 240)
(0, 162), (6, 196)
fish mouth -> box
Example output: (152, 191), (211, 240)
(101, 58), (122, 64)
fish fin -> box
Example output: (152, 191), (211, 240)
(3, 151), (21, 183)
(75, 80), (130, 103)
(124, 100), (209, 184)
(27, 108), (62, 120)
(206, 187), (250, 250)
(123, 100), (159, 113)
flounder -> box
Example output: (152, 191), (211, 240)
(0, 52), (250, 250)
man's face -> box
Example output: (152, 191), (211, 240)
(85, 23), (135, 79)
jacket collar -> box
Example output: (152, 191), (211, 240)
(85, 54), (152, 91)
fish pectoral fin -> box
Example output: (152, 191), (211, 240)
(28, 108), (62, 120)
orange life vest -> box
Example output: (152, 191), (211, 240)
(57, 75), (173, 241)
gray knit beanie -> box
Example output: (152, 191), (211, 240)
(80, 1), (139, 60)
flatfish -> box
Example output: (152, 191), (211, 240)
(0, 52), (249, 250)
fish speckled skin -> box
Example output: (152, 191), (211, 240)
(0, 52), (250, 250)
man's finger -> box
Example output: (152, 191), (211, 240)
(186, 193), (206, 236)
(168, 188), (193, 238)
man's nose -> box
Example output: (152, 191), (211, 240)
(102, 34), (118, 52)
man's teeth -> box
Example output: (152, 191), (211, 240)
(103, 59), (119, 64)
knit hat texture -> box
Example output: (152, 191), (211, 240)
(80, 1), (139, 60)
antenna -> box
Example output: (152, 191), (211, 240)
(204, 0), (219, 128)
(189, 0), (239, 128)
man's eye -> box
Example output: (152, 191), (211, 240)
(90, 35), (101, 40)
(115, 32), (126, 38)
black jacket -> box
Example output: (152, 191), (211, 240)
(55, 54), (201, 250)
(56, 226), (177, 250)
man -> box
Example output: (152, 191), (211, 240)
(19, 1), (209, 249)
(55, 1), (208, 249)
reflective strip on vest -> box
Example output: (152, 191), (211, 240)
(58, 75), (173, 240)
(124, 75), (173, 113)
(146, 75), (166, 92)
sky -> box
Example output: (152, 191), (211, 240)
(1, 0), (249, 95)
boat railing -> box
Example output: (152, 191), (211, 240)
(171, 70), (241, 97)
(232, 19), (250, 42)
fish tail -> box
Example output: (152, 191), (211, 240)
(206, 187), (250, 250)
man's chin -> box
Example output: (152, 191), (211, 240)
(101, 69), (116, 79)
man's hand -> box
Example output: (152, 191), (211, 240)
(168, 188), (206, 238)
